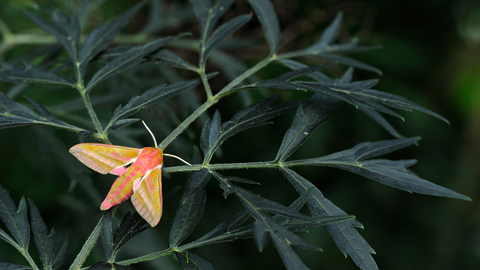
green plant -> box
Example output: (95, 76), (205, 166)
(0, 0), (470, 269)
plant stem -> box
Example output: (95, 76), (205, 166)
(78, 89), (107, 142)
(20, 249), (39, 270)
(116, 248), (173, 266)
(216, 55), (275, 97)
(163, 161), (280, 174)
(68, 215), (104, 270)
(160, 98), (217, 149)
(160, 53), (275, 150)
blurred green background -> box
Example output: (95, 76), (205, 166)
(0, 0), (479, 269)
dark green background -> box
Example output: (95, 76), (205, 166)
(0, 0), (479, 269)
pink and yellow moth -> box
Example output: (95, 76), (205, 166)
(69, 121), (190, 227)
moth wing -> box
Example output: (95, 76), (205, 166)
(131, 166), (163, 227)
(100, 165), (142, 210)
(69, 143), (141, 175)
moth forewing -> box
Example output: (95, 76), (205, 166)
(69, 143), (141, 175)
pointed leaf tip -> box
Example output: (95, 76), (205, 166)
(247, 0), (281, 55)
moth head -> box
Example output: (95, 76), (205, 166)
(142, 120), (192, 166)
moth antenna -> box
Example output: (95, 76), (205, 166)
(142, 120), (157, 147)
(164, 153), (193, 166)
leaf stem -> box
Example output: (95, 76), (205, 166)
(68, 215), (104, 270)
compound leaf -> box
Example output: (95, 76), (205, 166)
(281, 168), (378, 270)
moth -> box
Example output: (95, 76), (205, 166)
(69, 121), (190, 227)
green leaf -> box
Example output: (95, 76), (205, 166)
(204, 14), (251, 61)
(52, 238), (68, 270)
(169, 169), (210, 247)
(272, 187), (355, 231)
(275, 63), (334, 81)
(247, 0), (281, 55)
(100, 211), (148, 262)
(111, 212), (148, 257)
(0, 62), (75, 86)
(224, 176), (260, 185)
(188, 0), (212, 37)
(24, 10), (80, 61)
(189, 0), (235, 38)
(201, 94), (301, 162)
(281, 168), (378, 270)
(148, 49), (198, 71)
(328, 39), (381, 54)
(24, 97), (80, 130)
(309, 12), (343, 51)
(313, 53), (381, 74)
(358, 105), (403, 138)
(79, 3), (144, 76)
(109, 118), (140, 130)
(275, 94), (339, 162)
(234, 188), (316, 221)
(0, 92), (42, 128)
(0, 227), (20, 248)
(192, 178), (349, 249)
(336, 68), (403, 138)
(0, 184), (30, 250)
(252, 221), (269, 251)
(278, 59), (334, 83)
(0, 262), (32, 270)
(175, 251), (214, 270)
(278, 13), (381, 74)
(0, 93), (84, 131)
(29, 199), (67, 270)
(195, 210), (251, 243)
(235, 187), (318, 270)
(100, 210), (114, 261)
(86, 35), (183, 91)
(281, 215), (355, 232)
(106, 77), (201, 132)
(284, 187), (314, 213)
(200, 111), (222, 161)
(77, 131), (93, 143)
